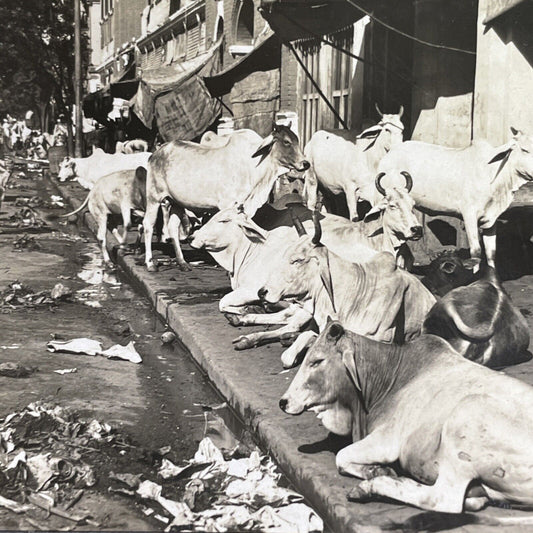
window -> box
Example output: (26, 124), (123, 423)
(235, 0), (254, 45)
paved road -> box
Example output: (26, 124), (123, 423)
(0, 167), (245, 530)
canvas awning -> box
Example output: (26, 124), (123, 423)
(203, 32), (281, 97)
(483, 0), (529, 23)
(259, 0), (364, 41)
(131, 39), (222, 140)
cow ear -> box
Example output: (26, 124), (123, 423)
(238, 218), (268, 243)
(251, 134), (275, 159)
(511, 126), (522, 138)
(439, 260), (456, 274)
(341, 343), (362, 393)
(326, 321), (344, 341)
(364, 201), (386, 222)
(488, 144), (513, 165)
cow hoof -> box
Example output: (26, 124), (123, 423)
(178, 262), (192, 272)
(281, 351), (298, 369)
(225, 314), (242, 327)
(104, 261), (115, 270)
(280, 332), (299, 347)
(232, 336), (255, 350)
(347, 482), (373, 503)
(147, 263), (159, 273)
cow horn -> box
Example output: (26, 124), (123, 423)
(375, 103), (383, 118)
(375, 172), (387, 196)
(315, 191), (323, 212)
(290, 208), (307, 237)
(400, 171), (413, 192)
(312, 210), (322, 245)
(398, 105), (404, 118)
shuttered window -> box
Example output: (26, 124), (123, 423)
(187, 25), (200, 58)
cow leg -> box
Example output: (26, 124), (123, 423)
(280, 330), (317, 368)
(219, 288), (261, 314)
(229, 303), (301, 326)
(345, 186), (359, 222)
(352, 468), (471, 513)
(463, 212), (482, 271)
(167, 207), (190, 271)
(143, 200), (160, 272)
(96, 215), (112, 267)
(232, 307), (312, 351)
(303, 166), (318, 211)
(118, 205), (132, 247)
(482, 224), (497, 269)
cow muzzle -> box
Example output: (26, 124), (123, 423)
(410, 225), (423, 240)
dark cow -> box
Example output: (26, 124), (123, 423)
(280, 321), (533, 514)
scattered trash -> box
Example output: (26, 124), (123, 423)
(0, 362), (36, 378)
(53, 368), (77, 375)
(12, 234), (40, 251)
(7, 206), (46, 228)
(140, 437), (323, 532)
(0, 281), (58, 312)
(161, 331), (176, 345)
(84, 300), (102, 308)
(158, 445), (172, 456)
(50, 283), (72, 301)
(50, 195), (65, 208)
(46, 338), (142, 364)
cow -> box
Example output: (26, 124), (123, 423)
(115, 139), (149, 154)
(0, 159), (13, 212)
(423, 264), (530, 367)
(378, 128), (533, 269)
(58, 167), (154, 266)
(143, 124), (309, 272)
(304, 105), (404, 220)
(190, 182), (423, 354)
(257, 218), (435, 366)
(58, 148), (151, 190)
(280, 321), (533, 514)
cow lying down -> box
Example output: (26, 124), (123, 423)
(423, 263), (530, 367)
(281, 321), (533, 513)
(58, 167), (173, 266)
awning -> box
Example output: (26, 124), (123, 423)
(110, 79), (139, 99)
(204, 33), (281, 97)
(483, 0), (529, 23)
(131, 39), (222, 140)
(259, 0), (364, 41)
(83, 89), (113, 123)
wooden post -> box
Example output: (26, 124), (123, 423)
(74, 0), (83, 157)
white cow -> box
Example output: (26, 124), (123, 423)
(378, 128), (533, 268)
(142, 124), (310, 272)
(58, 148), (151, 190)
(304, 105), (405, 220)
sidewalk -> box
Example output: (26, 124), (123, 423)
(55, 178), (530, 533)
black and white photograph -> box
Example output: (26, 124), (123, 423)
(1, 0), (533, 531)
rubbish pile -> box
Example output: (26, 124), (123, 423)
(14, 195), (64, 209)
(0, 402), (108, 528)
(46, 337), (142, 364)
(12, 234), (40, 251)
(0, 281), (72, 313)
(7, 206), (46, 228)
(113, 437), (323, 533)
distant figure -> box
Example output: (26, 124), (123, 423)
(53, 115), (68, 146)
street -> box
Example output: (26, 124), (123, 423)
(0, 166), (267, 530)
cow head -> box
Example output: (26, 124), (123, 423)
(358, 105), (405, 153)
(190, 204), (268, 253)
(279, 320), (357, 436)
(365, 171), (422, 245)
(258, 211), (335, 310)
(58, 157), (77, 182)
(488, 128), (533, 182)
(421, 250), (475, 297)
(252, 123), (310, 173)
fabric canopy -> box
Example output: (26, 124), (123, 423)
(204, 32), (281, 97)
(131, 39), (222, 140)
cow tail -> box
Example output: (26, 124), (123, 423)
(59, 194), (90, 218)
(443, 287), (504, 342)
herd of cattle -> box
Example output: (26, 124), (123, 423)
(55, 111), (533, 516)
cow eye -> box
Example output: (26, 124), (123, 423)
(310, 358), (324, 368)
(283, 139), (291, 147)
(521, 147), (530, 153)
(290, 257), (304, 264)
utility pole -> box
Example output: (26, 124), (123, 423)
(74, 0), (83, 157)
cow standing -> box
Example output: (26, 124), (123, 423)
(281, 321), (533, 514)
(143, 125), (309, 272)
(378, 128), (533, 268)
(304, 105), (404, 220)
